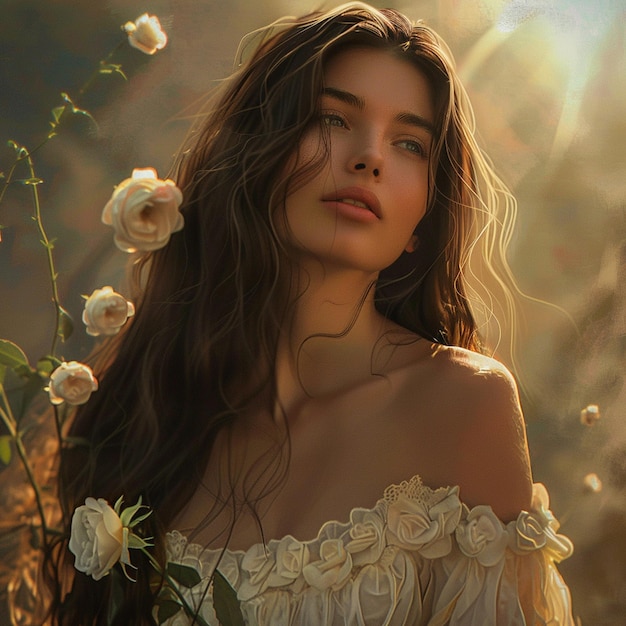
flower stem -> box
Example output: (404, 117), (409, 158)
(52, 404), (71, 527)
(0, 160), (19, 208)
(14, 432), (52, 549)
(77, 42), (126, 99)
(25, 153), (62, 357)
(0, 40), (126, 211)
(141, 549), (211, 626)
(0, 389), (52, 551)
(0, 386), (16, 432)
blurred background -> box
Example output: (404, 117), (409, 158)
(0, 0), (624, 623)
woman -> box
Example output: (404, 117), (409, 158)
(49, 3), (575, 624)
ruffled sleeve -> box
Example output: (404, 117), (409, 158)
(387, 481), (575, 625)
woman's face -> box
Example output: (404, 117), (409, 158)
(282, 46), (434, 274)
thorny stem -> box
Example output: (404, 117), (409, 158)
(25, 153), (62, 357)
(0, 39), (128, 339)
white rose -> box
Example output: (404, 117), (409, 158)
(123, 14), (167, 55)
(455, 505), (508, 566)
(69, 497), (125, 580)
(82, 286), (135, 337)
(267, 536), (310, 587)
(386, 487), (461, 558)
(48, 361), (98, 405)
(345, 506), (386, 566)
(302, 539), (353, 591)
(102, 168), (183, 253)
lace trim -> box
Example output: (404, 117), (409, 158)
(382, 474), (450, 506)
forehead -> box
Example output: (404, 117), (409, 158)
(322, 46), (434, 120)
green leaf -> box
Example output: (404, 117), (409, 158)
(213, 569), (244, 626)
(156, 599), (181, 623)
(60, 92), (97, 129)
(166, 562), (202, 589)
(21, 177), (43, 186)
(0, 342), (35, 388)
(51, 105), (66, 124)
(119, 496), (147, 527)
(14, 363), (35, 378)
(0, 340), (30, 371)
(57, 306), (74, 342)
(15, 371), (46, 420)
(0, 435), (11, 465)
(99, 62), (128, 81)
(36, 355), (62, 377)
(126, 532), (152, 550)
(113, 495), (125, 515)
(128, 509), (153, 528)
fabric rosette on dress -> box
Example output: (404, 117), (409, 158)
(344, 504), (387, 566)
(266, 536), (311, 592)
(508, 483), (574, 559)
(385, 486), (462, 558)
(455, 505), (509, 566)
(162, 477), (575, 625)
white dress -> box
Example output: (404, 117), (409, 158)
(163, 476), (574, 625)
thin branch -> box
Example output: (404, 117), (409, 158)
(25, 153), (62, 356)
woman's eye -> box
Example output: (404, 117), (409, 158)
(321, 113), (346, 128)
(397, 139), (428, 158)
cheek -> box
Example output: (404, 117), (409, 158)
(398, 176), (429, 226)
(288, 124), (329, 176)
(409, 168), (431, 222)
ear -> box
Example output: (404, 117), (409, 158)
(404, 234), (419, 254)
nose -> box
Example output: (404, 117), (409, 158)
(354, 162), (379, 177)
(349, 137), (383, 178)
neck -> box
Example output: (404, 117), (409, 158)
(287, 263), (380, 337)
(275, 263), (398, 407)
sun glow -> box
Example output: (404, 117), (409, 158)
(460, 0), (623, 164)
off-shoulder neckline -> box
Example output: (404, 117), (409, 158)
(164, 476), (573, 614)
(168, 474), (464, 556)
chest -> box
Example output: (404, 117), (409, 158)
(171, 369), (460, 551)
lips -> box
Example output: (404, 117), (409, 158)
(321, 187), (382, 218)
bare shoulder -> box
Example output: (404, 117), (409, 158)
(400, 344), (533, 522)
(429, 345), (522, 406)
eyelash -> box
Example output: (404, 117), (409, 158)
(396, 139), (428, 158)
(320, 111), (429, 158)
(320, 112), (348, 128)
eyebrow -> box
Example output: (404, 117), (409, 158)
(322, 86), (434, 135)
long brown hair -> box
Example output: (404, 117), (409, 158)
(47, 3), (521, 623)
